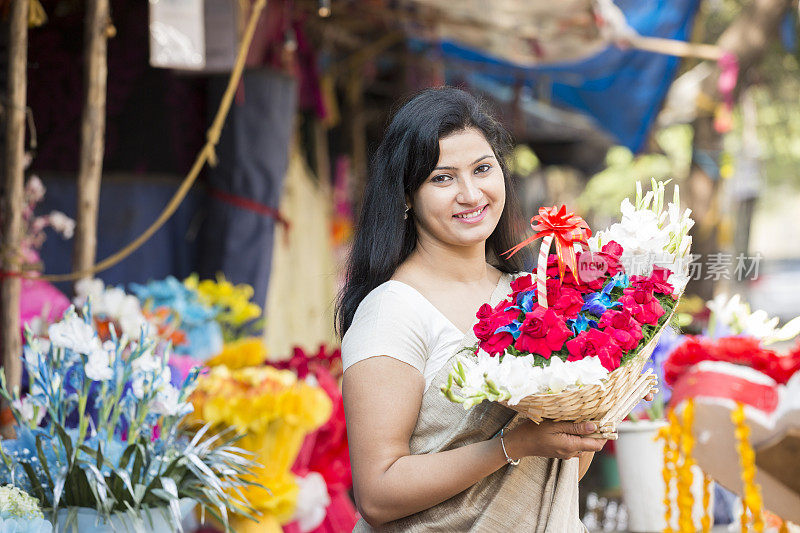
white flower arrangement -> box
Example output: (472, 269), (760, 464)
(447, 349), (609, 408)
(707, 293), (800, 345)
(0, 485), (52, 533)
(590, 179), (694, 293)
(73, 278), (148, 339)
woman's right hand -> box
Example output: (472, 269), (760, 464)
(503, 418), (607, 461)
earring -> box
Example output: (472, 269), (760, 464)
(404, 204), (410, 220)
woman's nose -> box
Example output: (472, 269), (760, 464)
(457, 176), (482, 204)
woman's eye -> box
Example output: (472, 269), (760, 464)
(431, 174), (452, 184)
(475, 164), (491, 174)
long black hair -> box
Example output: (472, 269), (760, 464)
(334, 87), (530, 339)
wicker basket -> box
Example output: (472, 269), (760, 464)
(499, 294), (680, 439)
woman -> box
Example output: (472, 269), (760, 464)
(336, 87), (607, 532)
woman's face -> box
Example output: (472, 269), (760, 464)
(410, 127), (506, 249)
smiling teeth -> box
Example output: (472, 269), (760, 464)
(455, 206), (486, 219)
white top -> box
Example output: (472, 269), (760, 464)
(341, 280), (466, 392)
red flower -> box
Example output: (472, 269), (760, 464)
(663, 336), (713, 385)
(598, 241), (624, 277)
(480, 331), (515, 356)
(473, 300), (520, 341)
(631, 266), (674, 295)
(545, 278), (584, 318)
(598, 308), (643, 351)
(547, 254), (603, 293)
(509, 274), (534, 302)
(566, 328), (624, 371)
(619, 285), (665, 325)
(514, 306), (572, 358)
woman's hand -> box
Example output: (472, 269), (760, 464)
(503, 419), (607, 461)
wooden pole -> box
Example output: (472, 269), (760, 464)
(72, 0), (110, 279)
(1, 0), (29, 424)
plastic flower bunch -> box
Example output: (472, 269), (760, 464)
(184, 273), (262, 341)
(0, 304), (257, 531)
(0, 485), (52, 533)
(73, 278), (147, 340)
(129, 276), (223, 360)
(188, 365), (332, 527)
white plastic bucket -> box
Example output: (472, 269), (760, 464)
(616, 420), (713, 532)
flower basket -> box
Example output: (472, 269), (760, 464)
(498, 292), (681, 437)
(442, 180), (693, 438)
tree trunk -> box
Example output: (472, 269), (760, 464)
(1, 0), (29, 434)
(72, 0), (110, 280)
(686, 0), (791, 300)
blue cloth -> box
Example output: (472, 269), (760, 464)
(438, 0), (701, 152)
(35, 177), (201, 295)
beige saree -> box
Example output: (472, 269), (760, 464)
(353, 272), (588, 532)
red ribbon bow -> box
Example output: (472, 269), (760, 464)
(503, 205), (592, 282)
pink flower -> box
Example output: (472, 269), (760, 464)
(480, 331), (515, 356)
(545, 278), (584, 319)
(514, 306), (573, 358)
(598, 308), (643, 351)
(566, 329), (624, 371)
(619, 285), (665, 325)
(473, 300), (519, 341)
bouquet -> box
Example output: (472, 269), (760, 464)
(441, 180), (694, 437)
(0, 485), (52, 533)
(0, 304), (257, 531)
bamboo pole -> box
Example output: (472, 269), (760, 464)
(1, 0), (29, 427)
(72, 0), (110, 279)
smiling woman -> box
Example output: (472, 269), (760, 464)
(335, 87), (604, 532)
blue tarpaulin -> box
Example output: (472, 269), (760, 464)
(439, 0), (702, 152)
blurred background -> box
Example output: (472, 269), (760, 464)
(3, 0), (800, 531)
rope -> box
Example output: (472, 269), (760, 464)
(5, 0), (268, 282)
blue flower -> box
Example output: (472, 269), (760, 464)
(514, 290), (538, 314)
(495, 321), (522, 340)
(566, 314), (599, 335)
(581, 278), (622, 316)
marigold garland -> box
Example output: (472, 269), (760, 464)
(677, 399), (696, 533)
(732, 402), (765, 533)
(658, 410), (680, 533)
(701, 473), (712, 533)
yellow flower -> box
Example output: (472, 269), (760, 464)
(187, 365), (333, 522)
(206, 338), (268, 369)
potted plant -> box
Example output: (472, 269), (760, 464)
(0, 304), (257, 532)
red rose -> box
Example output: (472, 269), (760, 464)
(619, 285), (665, 325)
(602, 240), (623, 258)
(545, 278), (584, 318)
(547, 259), (603, 293)
(473, 300), (519, 341)
(631, 266), (674, 295)
(566, 328), (624, 371)
(509, 274), (534, 301)
(599, 241), (624, 277)
(514, 306), (572, 358)
(480, 331), (515, 356)
(598, 308), (644, 351)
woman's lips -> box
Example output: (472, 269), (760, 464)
(453, 204), (488, 224)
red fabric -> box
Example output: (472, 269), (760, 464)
(668, 368), (779, 413)
(664, 335), (800, 386)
